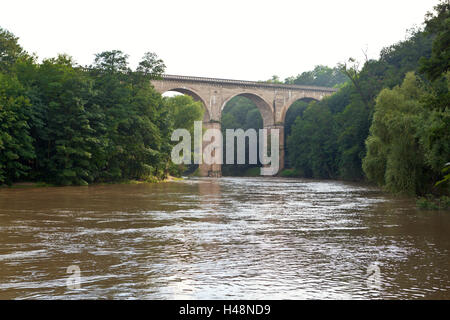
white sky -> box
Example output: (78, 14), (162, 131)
(0, 0), (440, 81)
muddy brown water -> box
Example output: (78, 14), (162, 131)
(0, 177), (449, 299)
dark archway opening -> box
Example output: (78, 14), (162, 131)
(221, 95), (263, 176)
(283, 98), (317, 169)
(162, 90), (206, 176)
(162, 89), (210, 122)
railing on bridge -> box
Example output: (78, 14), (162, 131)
(158, 74), (338, 93)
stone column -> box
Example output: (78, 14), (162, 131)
(261, 124), (284, 176)
(198, 121), (222, 177)
(276, 124), (285, 173)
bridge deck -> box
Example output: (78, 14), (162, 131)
(159, 74), (338, 93)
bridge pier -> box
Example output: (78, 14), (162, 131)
(198, 121), (222, 177)
(262, 124), (285, 175)
(197, 122), (286, 177)
(275, 124), (285, 174)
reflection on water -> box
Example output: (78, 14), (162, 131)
(0, 177), (449, 299)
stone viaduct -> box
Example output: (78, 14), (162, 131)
(152, 75), (337, 177)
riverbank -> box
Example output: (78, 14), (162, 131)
(417, 195), (450, 210)
(0, 175), (184, 189)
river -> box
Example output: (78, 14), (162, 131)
(0, 177), (449, 299)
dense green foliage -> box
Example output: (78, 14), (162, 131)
(286, 1), (449, 196)
(419, 1), (450, 81)
(288, 101), (337, 178)
(164, 95), (203, 134)
(283, 100), (309, 168)
(0, 72), (34, 184)
(416, 195), (450, 210)
(285, 65), (348, 88)
(163, 94), (204, 176)
(285, 11), (424, 177)
(363, 73), (433, 194)
(362, 2), (449, 196)
(0, 27), (193, 185)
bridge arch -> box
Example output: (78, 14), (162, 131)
(281, 97), (320, 169)
(221, 92), (274, 127)
(280, 97), (319, 124)
(220, 93), (267, 177)
(161, 87), (211, 122)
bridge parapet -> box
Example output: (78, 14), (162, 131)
(158, 74), (338, 93)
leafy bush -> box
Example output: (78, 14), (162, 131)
(280, 168), (301, 177)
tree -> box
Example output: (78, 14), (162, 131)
(164, 95), (203, 133)
(335, 98), (370, 180)
(137, 51), (166, 79)
(31, 55), (96, 185)
(288, 102), (337, 178)
(417, 72), (450, 191)
(0, 72), (34, 185)
(363, 73), (428, 195)
(115, 81), (168, 180)
(285, 65), (348, 87)
(338, 58), (371, 111)
(163, 94), (204, 175)
(89, 50), (171, 181)
(416, 1), (450, 193)
(284, 24), (434, 182)
(92, 50), (130, 73)
(0, 27), (25, 73)
(265, 75), (283, 84)
(0, 26), (173, 185)
(419, 1), (450, 81)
